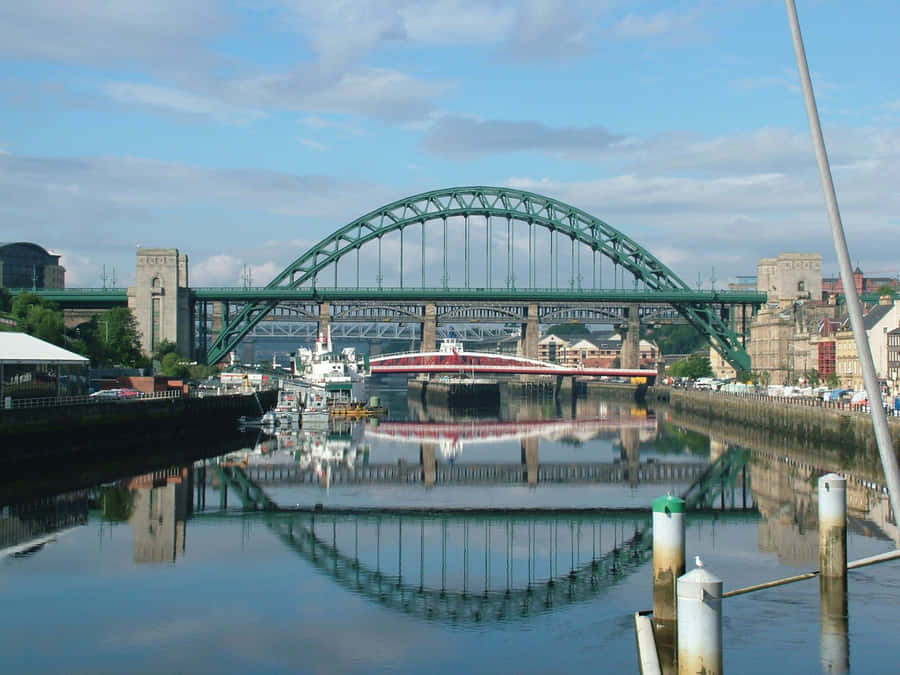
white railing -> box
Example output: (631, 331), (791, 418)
(3, 389), (183, 410)
(674, 388), (900, 417)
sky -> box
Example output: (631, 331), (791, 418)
(1, 0), (898, 289)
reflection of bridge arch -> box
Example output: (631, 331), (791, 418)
(205, 186), (753, 368)
(203, 450), (758, 623)
(271, 511), (652, 624)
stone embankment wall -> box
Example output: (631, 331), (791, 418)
(0, 390), (277, 461)
(650, 387), (900, 456)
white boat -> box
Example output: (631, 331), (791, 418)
(292, 327), (367, 405)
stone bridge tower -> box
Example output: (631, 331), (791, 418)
(128, 248), (191, 357)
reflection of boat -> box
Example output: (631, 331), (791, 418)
(251, 425), (370, 472)
(293, 328), (367, 405)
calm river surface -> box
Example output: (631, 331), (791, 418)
(1, 379), (898, 673)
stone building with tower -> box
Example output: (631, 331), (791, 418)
(127, 248), (192, 357)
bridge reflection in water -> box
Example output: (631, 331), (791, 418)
(4, 439), (897, 631)
(230, 409), (713, 490)
(196, 447), (757, 624)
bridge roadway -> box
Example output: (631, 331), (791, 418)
(367, 347), (659, 379)
(235, 460), (708, 486)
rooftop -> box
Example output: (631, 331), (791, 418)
(0, 332), (89, 365)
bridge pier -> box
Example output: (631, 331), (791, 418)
(520, 438), (539, 486)
(519, 303), (539, 359)
(318, 301), (331, 343)
(128, 247), (191, 357)
(421, 303), (437, 352)
(620, 427), (641, 488)
(619, 305), (641, 370)
(420, 443), (436, 487)
(211, 301), (227, 346)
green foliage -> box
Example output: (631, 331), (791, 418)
(655, 423), (710, 456)
(546, 323), (592, 339)
(161, 351), (191, 378)
(648, 324), (706, 356)
(875, 284), (897, 298)
(826, 372), (840, 388)
(153, 339), (178, 363)
(188, 363), (218, 379)
(100, 307), (148, 367)
(101, 485), (136, 523)
(805, 369), (821, 387)
(75, 308), (148, 367)
(10, 293), (65, 345)
(666, 353), (713, 379)
(0, 287), (11, 312)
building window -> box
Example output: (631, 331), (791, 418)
(798, 281), (806, 292)
(151, 296), (161, 350)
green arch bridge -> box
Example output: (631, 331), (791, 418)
(10, 186), (767, 370)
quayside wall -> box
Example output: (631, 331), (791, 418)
(651, 388), (900, 457)
(0, 390), (277, 462)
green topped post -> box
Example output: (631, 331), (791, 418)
(653, 494), (686, 674)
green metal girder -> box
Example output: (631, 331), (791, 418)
(6, 287), (128, 307)
(202, 186), (761, 368)
(191, 286), (765, 304)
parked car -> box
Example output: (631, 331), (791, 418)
(90, 388), (144, 401)
(90, 388), (122, 400)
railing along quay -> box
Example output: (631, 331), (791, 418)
(665, 387), (900, 417)
(5, 390), (183, 410)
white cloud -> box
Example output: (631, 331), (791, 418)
(503, 0), (596, 62)
(299, 115), (367, 137)
(0, 0), (227, 71)
(614, 12), (677, 39)
(297, 137), (329, 152)
(191, 254), (285, 286)
(504, 123), (900, 284)
(420, 115), (620, 158)
(0, 151), (397, 286)
(102, 82), (265, 125)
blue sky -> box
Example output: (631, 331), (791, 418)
(1, 0), (898, 288)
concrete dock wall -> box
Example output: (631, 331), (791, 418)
(0, 390), (277, 461)
(651, 388), (900, 456)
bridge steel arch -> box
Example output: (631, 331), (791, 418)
(205, 186), (752, 368)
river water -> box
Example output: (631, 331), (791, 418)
(1, 379), (898, 674)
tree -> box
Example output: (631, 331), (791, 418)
(647, 324), (706, 356)
(86, 307), (148, 368)
(0, 287), (11, 313)
(10, 293), (65, 345)
(153, 339), (178, 363)
(826, 372), (840, 389)
(161, 351), (191, 378)
(101, 485), (136, 523)
(875, 284), (897, 298)
(806, 369), (821, 387)
(667, 353), (713, 379)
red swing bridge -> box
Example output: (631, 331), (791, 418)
(367, 342), (658, 382)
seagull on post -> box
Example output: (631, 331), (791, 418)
(695, 555), (705, 568)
